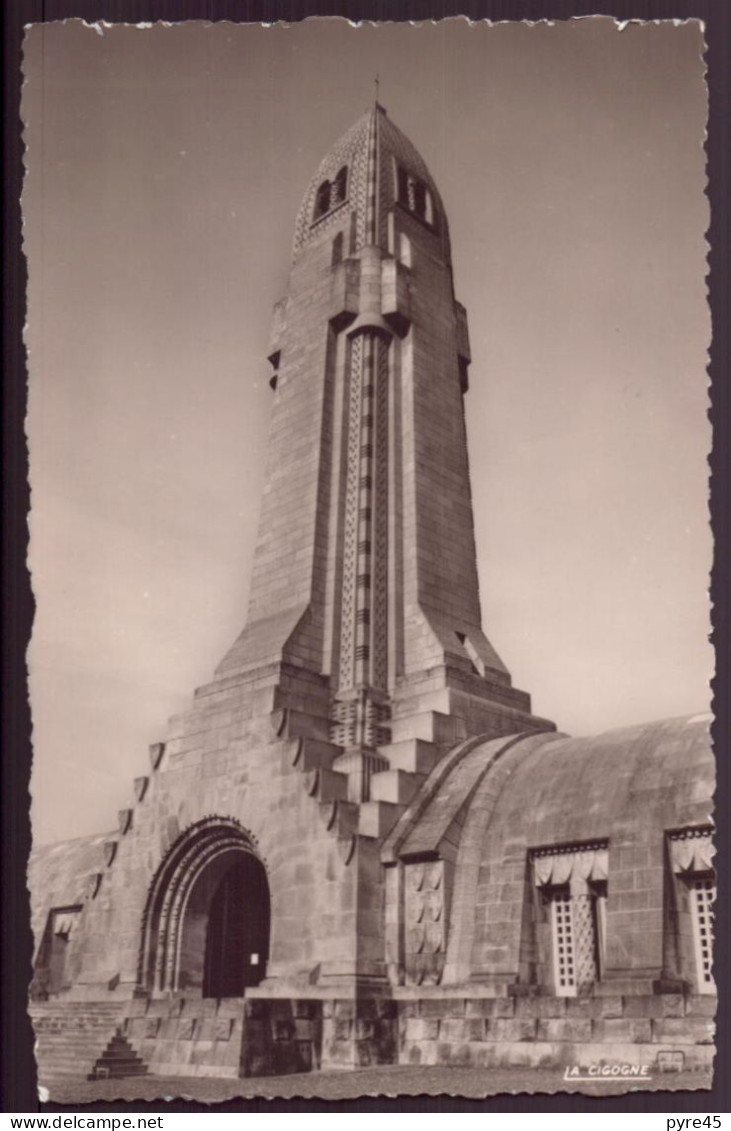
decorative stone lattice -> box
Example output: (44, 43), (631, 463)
(291, 105), (447, 264)
(551, 890), (575, 993)
(690, 876), (715, 990)
(571, 894), (599, 991)
(292, 115), (369, 260)
(338, 333), (363, 692)
(371, 338), (390, 691)
(334, 329), (390, 710)
(330, 695), (390, 750)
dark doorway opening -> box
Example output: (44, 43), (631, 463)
(31, 905), (83, 998)
(203, 854), (270, 998)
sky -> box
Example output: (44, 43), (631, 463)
(23, 17), (711, 845)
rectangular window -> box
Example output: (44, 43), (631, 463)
(667, 826), (715, 995)
(394, 163), (436, 231)
(533, 841), (608, 997)
(550, 887), (575, 993)
(547, 882), (606, 996)
(690, 876), (715, 992)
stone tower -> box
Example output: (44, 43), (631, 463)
(219, 102), (549, 801)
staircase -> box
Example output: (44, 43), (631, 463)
(291, 732), (440, 847)
(29, 1001), (128, 1082)
(89, 1030), (148, 1080)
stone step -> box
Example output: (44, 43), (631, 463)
(37, 1063), (105, 1077)
(37, 1057), (104, 1072)
(378, 738), (441, 775)
(37, 1046), (99, 1054)
(305, 767), (349, 803)
(33, 1018), (122, 1029)
(31, 1013), (123, 1025)
(370, 769), (425, 806)
(94, 1060), (148, 1073)
(30, 1013), (123, 1022)
(390, 687), (453, 718)
(358, 800), (404, 839)
(89, 1065), (149, 1080)
(319, 799), (359, 840)
(36, 1043), (112, 1056)
(292, 737), (341, 771)
(390, 677), (517, 722)
(29, 1004), (121, 1013)
(37, 1041), (120, 1056)
(90, 1030), (149, 1081)
(276, 708), (332, 743)
(31, 1001), (127, 1083)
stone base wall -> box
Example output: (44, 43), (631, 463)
(321, 997), (398, 1069)
(34, 988), (714, 1080)
(124, 997), (245, 1079)
(119, 994), (398, 1078)
(397, 992), (715, 1073)
(242, 999), (323, 1076)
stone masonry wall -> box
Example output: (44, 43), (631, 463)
(461, 720), (714, 985)
(61, 666), (375, 996)
(121, 994), (398, 1078)
(397, 991), (715, 1073)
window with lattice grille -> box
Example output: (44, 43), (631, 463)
(314, 180), (331, 220)
(690, 876), (715, 991)
(551, 887), (575, 992)
(532, 842), (608, 997)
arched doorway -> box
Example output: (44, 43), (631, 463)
(139, 818), (270, 997)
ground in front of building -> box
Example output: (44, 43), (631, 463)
(41, 1065), (713, 1105)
